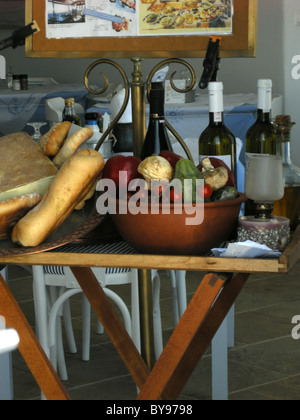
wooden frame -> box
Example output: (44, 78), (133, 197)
(25, 0), (257, 59)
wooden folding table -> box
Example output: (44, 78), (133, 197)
(0, 226), (299, 400)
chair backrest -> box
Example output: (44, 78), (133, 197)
(45, 97), (65, 123)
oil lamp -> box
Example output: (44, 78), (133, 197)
(238, 155), (290, 251)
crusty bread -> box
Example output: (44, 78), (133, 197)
(0, 194), (42, 240)
(74, 181), (98, 211)
(12, 149), (105, 247)
(38, 122), (72, 156)
(53, 127), (93, 169)
(0, 132), (58, 202)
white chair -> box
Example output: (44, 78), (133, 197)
(45, 97), (85, 126)
(0, 316), (19, 400)
(32, 265), (141, 381)
(32, 265), (233, 400)
(0, 322), (19, 357)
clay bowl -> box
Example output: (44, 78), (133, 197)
(110, 193), (247, 256)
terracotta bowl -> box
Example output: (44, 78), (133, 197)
(110, 193), (247, 256)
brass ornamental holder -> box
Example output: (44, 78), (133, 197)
(84, 57), (197, 368)
(84, 57), (196, 161)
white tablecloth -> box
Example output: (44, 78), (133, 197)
(88, 93), (260, 148)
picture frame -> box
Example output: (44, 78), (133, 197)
(25, 0), (257, 59)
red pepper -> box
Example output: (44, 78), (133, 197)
(102, 155), (142, 190)
(159, 150), (183, 169)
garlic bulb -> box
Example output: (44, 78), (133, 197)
(138, 156), (173, 188)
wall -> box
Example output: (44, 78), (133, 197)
(283, 0), (300, 166)
(0, 0), (284, 92)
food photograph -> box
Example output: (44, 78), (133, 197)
(0, 0), (299, 405)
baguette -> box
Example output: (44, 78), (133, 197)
(53, 127), (93, 169)
(12, 149), (105, 247)
(0, 194), (42, 240)
(38, 122), (71, 156)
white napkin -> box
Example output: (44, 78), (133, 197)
(110, 88), (132, 123)
(211, 240), (281, 259)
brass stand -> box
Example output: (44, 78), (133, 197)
(84, 57), (196, 369)
(131, 57), (146, 159)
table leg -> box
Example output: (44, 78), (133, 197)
(138, 269), (155, 369)
(0, 274), (70, 401)
(137, 272), (250, 400)
(70, 267), (152, 392)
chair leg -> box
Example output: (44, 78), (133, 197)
(96, 320), (104, 335)
(227, 305), (235, 348)
(82, 294), (91, 362)
(211, 317), (228, 400)
(32, 266), (50, 360)
(130, 271), (141, 353)
(176, 271), (187, 319)
(62, 299), (77, 354)
(168, 270), (180, 327)
(48, 287), (68, 381)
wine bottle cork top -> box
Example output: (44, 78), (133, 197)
(275, 115), (291, 126)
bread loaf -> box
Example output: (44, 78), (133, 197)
(38, 122), (72, 157)
(53, 127), (93, 169)
(12, 149), (105, 247)
(0, 132), (57, 202)
(0, 194), (42, 240)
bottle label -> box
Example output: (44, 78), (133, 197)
(213, 112), (222, 123)
(200, 154), (232, 169)
(258, 86), (272, 113)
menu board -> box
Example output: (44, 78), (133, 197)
(26, 0), (257, 58)
(46, 0), (233, 39)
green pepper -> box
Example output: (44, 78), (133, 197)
(211, 186), (238, 202)
(174, 159), (204, 203)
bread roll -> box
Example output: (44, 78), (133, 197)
(12, 149), (105, 247)
(53, 127), (93, 169)
(38, 122), (71, 156)
(0, 194), (42, 240)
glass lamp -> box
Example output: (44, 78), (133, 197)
(238, 155), (290, 251)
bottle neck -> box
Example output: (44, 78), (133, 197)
(281, 139), (293, 165)
(208, 85), (224, 123)
(65, 104), (76, 116)
(258, 85), (272, 112)
(209, 111), (224, 125)
(257, 109), (272, 122)
(149, 83), (165, 118)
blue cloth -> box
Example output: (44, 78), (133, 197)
(0, 84), (88, 137)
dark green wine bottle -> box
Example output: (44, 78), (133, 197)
(199, 81), (237, 184)
(140, 82), (172, 160)
(245, 79), (277, 172)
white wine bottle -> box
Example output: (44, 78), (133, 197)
(245, 79), (277, 172)
(199, 81), (237, 183)
(244, 79), (277, 215)
(140, 82), (172, 160)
